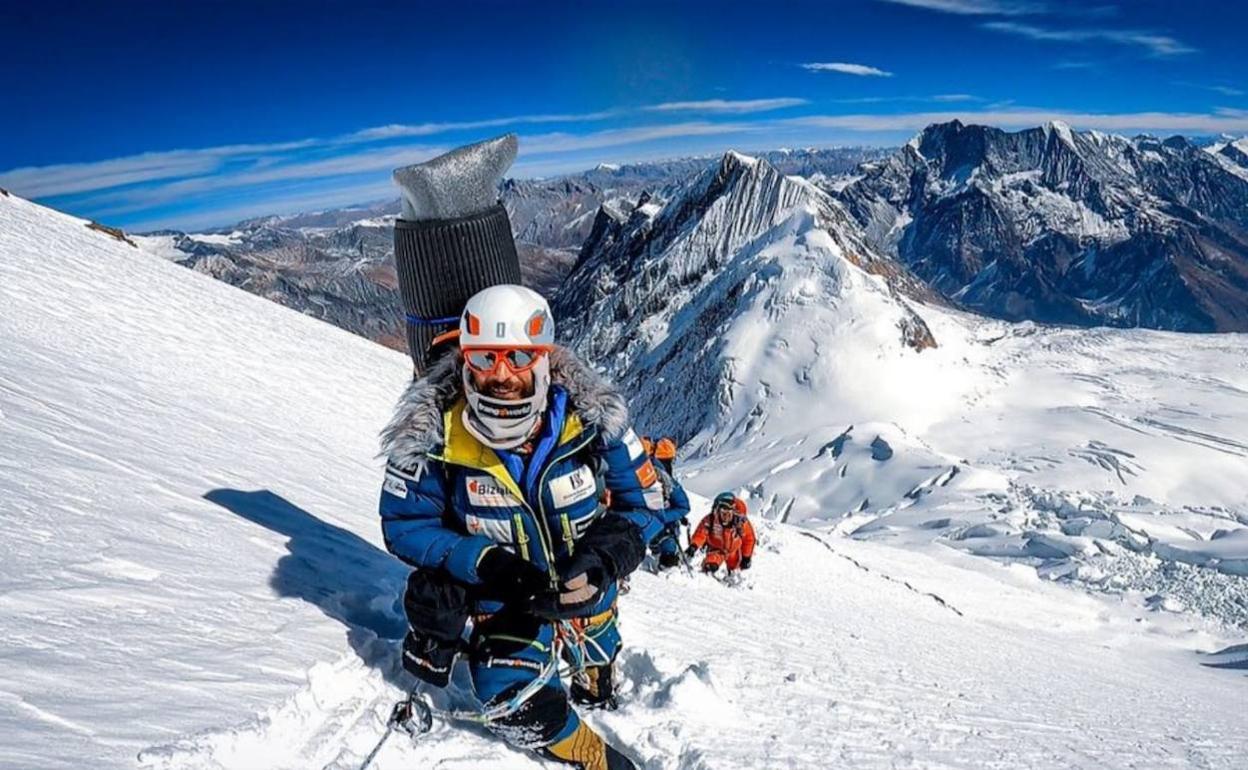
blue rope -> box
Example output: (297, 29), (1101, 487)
(405, 313), (459, 327)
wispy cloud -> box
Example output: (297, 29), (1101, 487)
(16, 119), (757, 229)
(1, 100), (809, 203)
(518, 122), (754, 155)
(644, 98), (808, 114)
(349, 110), (624, 141)
(801, 62), (894, 77)
(877, 0), (1046, 14)
(1174, 81), (1245, 98)
(80, 144), (449, 219)
(834, 93), (982, 105)
(126, 178), (400, 233)
(19, 101), (1248, 233)
(983, 21), (1196, 56)
(0, 139), (318, 198)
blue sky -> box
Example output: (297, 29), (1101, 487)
(2, 0), (1246, 231)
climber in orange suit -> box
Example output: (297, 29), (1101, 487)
(687, 492), (755, 575)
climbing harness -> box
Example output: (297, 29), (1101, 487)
(360, 616), (609, 769)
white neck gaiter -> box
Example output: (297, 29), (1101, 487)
(461, 356), (550, 450)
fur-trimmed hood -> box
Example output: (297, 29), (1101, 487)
(379, 345), (630, 468)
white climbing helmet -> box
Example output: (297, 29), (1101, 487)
(459, 284), (555, 349)
(458, 285), (556, 449)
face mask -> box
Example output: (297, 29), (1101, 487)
(461, 355), (550, 449)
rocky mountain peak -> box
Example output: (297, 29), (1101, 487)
(838, 121), (1248, 331)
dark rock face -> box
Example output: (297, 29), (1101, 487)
(838, 121), (1248, 331)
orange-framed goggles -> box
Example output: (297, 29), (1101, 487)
(462, 345), (552, 376)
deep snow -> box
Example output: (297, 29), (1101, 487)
(2, 194), (1247, 770)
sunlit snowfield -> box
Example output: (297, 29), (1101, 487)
(2, 193), (1245, 770)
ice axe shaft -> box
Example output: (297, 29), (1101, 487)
(358, 689), (433, 770)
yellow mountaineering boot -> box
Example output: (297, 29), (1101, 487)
(541, 720), (636, 770)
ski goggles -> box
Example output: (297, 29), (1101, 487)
(462, 346), (552, 376)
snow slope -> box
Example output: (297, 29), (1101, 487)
(2, 193), (1247, 770)
(0, 194), (410, 769)
(555, 150), (1248, 629)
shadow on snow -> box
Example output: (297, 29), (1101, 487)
(204, 488), (411, 689)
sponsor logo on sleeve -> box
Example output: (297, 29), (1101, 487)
(636, 460), (658, 489)
(383, 473), (409, 498)
(622, 429), (644, 461)
(643, 486), (666, 511)
(549, 465), (597, 508)
(386, 459), (427, 483)
(465, 513), (515, 544)
(466, 476), (520, 508)
(569, 508), (602, 538)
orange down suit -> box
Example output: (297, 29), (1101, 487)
(690, 513), (756, 571)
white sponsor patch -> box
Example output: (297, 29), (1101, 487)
(549, 465), (597, 508)
(569, 509), (601, 539)
(466, 476), (520, 508)
(464, 514), (514, 544)
(383, 473), (409, 498)
(387, 459), (427, 483)
(643, 486), (666, 511)
(622, 428), (645, 461)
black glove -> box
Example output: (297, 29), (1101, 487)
(402, 631), (459, 687)
(475, 547), (551, 606)
(685, 545), (697, 558)
(740, 555), (752, 570)
(533, 514), (646, 620)
(575, 513), (648, 582)
(531, 549), (606, 620)
(402, 569), (469, 687)
(680, 516), (690, 528)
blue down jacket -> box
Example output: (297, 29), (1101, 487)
(378, 347), (664, 615)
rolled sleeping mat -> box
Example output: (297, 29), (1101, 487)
(392, 134), (522, 376)
(394, 203), (521, 375)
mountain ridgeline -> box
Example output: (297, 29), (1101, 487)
(137, 147), (886, 350)
(836, 121), (1248, 331)
(138, 123), (1248, 355)
(554, 150), (939, 451)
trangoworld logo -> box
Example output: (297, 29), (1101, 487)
(464, 513), (515, 543)
(383, 473), (408, 498)
(476, 399), (534, 419)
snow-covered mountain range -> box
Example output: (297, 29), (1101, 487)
(837, 120), (1248, 331)
(132, 148), (888, 350)
(134, 124), (1248, 348)
(555, 150), (938, 449)
(4, 176), (1248, 770)
(557, 146), (1248, 633)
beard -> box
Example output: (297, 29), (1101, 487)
(480, 377), (533, 401)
